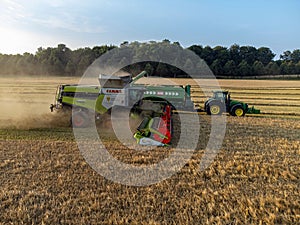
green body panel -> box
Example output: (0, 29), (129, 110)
(95, 94), (108, 114)
(62, 96), (96, 110)
(229, 100), (247, 110)
(138, 85), (193, 110)
(62, 93), (108, 114)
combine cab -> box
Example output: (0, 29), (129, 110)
(204, 90), (260, 116)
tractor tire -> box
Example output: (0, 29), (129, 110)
(207, 102), (224, 116)
(230, 105), (245, 117)
(71, 111), (90, 128)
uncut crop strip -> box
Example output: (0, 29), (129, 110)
(193, 99), (300, 106)
(190, 85), (300, 117)
(192, 96), (300, 105)
(190, 85), (300, 90)
(191, 89), (300, 95)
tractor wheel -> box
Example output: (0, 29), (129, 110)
(230, 105), (245, 117)
(208, 102), (223, 115)
(71, 111), (90, 128)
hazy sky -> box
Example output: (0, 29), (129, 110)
(0, 0), (299, 58)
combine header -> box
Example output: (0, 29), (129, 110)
(134, 104), (172, 146)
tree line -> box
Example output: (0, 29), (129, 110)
(0, 44), (115, 76)
(0, 40), (300, 77)
(188, 44), (300, 76)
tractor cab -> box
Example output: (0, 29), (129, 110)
(212, 91), (229, 102)
(211, 90), (232, 108)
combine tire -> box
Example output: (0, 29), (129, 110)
(72, 111), (90, 128)
(230, 105), (245, 117)
(208, 102), (224, 115)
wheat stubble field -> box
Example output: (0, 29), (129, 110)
(0, 77), (299, 224)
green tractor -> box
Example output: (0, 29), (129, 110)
(204, 90), (260, 116)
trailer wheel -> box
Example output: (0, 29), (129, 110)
(72, 111), (90, 128)
(230, 105), (245, 117)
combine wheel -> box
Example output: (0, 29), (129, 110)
(230, 105), (245, 117)
(72, 111), (90, 128)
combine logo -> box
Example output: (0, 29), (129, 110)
(106, 89), (122, 93)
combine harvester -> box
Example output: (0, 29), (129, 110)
(50, 71), (260, 146)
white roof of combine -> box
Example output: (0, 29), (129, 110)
(99, 74), (122, 80)
(98, 74), (132, 88)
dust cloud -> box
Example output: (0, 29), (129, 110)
(0, 76), (76, 129)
